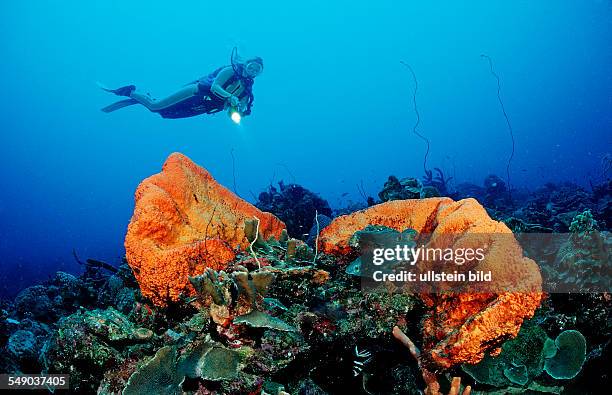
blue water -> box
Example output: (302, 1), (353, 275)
(1, 1), (611, 297)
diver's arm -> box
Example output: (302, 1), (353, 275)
(210, 67), (236, 100)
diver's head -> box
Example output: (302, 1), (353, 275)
(243, 57), (263, 78)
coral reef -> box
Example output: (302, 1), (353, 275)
(543, 210), (611, 292)
(393, 326), (471, 395)
(124, 153), (286, 306)
(423, 168), (452, 196)
(378, 176), (423, 201)
(450, 177), (612, 234)
(6, 330), (38, 363)
(377, 174), (448, 202)
(462, 322), (550, 387)
(255, 181), (332, 239)
(319, 197), (543, 369)
(40, 307), (155, 392)
(511, 182), (594, 231)
(2, 155), (610, 394)
(14, 285), (55, 322)
(451, 175), (512, 212)
(461, 322), (587, 391)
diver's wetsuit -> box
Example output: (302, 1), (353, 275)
(105, 66), (254, 119)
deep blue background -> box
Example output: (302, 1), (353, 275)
(1, 1), (611, 297)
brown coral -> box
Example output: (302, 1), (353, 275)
(125, 153), (285, 306)
(393, 326), (472, 395)
(319, 197), (543, 369)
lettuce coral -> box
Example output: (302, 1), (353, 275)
(124, 153), (286, 306)
(544, 330), (586, 380)
(123, 346), (182, 395)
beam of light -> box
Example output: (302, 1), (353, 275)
(230, 111), (241, 124)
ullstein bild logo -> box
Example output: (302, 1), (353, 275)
(355, 232), (611, 294)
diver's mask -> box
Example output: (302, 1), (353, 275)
(244, 58), (263, 78)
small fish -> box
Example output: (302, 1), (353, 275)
(346, 257), (362, 277)
(353, 346), (372, 377)
(346, 228), (417, 277)
(264, 297), (288, 311)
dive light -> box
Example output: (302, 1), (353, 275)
(228, 106), (242, 124)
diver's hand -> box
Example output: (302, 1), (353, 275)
(237, 101), (248, 113)
(228, 95), (240, 108)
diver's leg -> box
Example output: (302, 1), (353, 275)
(130, 84), (199, 111)
(98, 82), (135, 97)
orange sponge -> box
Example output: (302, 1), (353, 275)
(319, 197), (542, 368)
(124, 153), (286, 306)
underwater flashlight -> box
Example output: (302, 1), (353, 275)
(228, 107), (242, 124)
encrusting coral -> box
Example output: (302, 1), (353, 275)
(319, 197), (543, 369)
(124, 153), (286, 306)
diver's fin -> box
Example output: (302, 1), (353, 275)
(96, 81), (111, 92)
(101, 98), (139, 113)
(97, 81), (136, 97)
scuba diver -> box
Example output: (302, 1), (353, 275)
(100, 49), (263, 123)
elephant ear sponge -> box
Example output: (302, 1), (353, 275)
(544, 330), (587, 380)
(125, 153), (286, 306)
(319, 197), (543, 369)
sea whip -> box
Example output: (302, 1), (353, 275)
(400, 61), (430, 175)
(481, 54), (515, 205)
